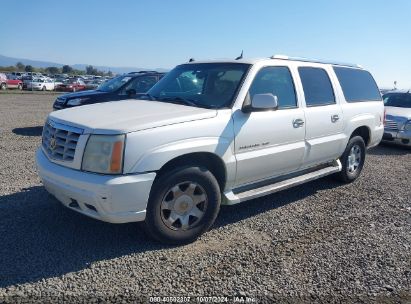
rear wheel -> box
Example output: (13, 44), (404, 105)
(335, 136), (366, 183)
(0, 83), (6, 90)
(144, 166), (221, 244)
(18, 84), (22, 90)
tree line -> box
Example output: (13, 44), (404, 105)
(0, 62), (113, 77)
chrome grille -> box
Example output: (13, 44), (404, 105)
(42, 121), (82, 162)
(384, 119), (399, 131)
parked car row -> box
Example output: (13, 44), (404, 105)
(1, 72), (114, 92)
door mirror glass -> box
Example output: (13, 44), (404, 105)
(244, 93), (278, 112)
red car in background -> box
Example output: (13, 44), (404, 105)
(0, 73), (23, 90)
(55, 78), (86, 92)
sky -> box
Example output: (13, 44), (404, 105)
(0, 0), (410, 88)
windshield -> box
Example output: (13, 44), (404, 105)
(97, 75), (133, 92)
(383, 93), (411, 108)
(147, 63), (250, 108)
(62, 79), (75, 84)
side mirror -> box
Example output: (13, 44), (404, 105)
(243, 93), (278, 113)
(126, 89), (137, 96)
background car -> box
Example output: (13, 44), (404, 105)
(382, 90), (411, 147)
(0, 73), (23, 90)
(0, 73), (7, 90)
(53, 71), (164, 109)
(84, 79), (104, 90)
(55, 78), (86, 92)
(22, 75), (47, 90)
(25, 78), (55, 91)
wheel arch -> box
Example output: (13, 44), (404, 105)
(350, 126), (371, 147)
(154, 152), (227, 191)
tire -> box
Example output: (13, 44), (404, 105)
(144, 166), (221, 244)
(42, 86), (46, 91)
(335, 136), (366, 183)
(18, 84), (22, 90)
(73, 87), (76, 92)
(0, 83), (6, 90)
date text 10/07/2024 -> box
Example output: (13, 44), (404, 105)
(149, 296), (257, 303)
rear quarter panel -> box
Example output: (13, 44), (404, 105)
(340, 101), (384, 147)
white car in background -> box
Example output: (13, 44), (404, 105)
(26, 78), (55, 91)
(382, 90), (411, 147)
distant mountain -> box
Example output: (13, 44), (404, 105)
(0, 54), (168, 74)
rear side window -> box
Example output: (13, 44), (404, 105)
(298, 67), (335, 106)
(333, 67), (381, 102)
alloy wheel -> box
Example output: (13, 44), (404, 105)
(160, 181), (208, 231)
(347, 144), (362, 173)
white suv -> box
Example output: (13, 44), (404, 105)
(36, 56), (384, 244)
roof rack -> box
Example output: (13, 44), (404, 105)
(270, 55), (361, 68)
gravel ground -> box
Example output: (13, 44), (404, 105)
(0, 94), (410, 303)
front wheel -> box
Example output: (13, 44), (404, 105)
(335, 136), (366, 183)
(42, 86), (46, 91)
(144, 166), (221, 244)
(18, 84), (22, 90)
(0, 83), (6, 90)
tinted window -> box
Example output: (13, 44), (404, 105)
(124, 76), (157, 93)
(98, 75), (135, 92)
(299, 67), (335, 106)
(383, 93), (411, 108)
(249, 66), (297, 109)
(334, 67), (381, 102)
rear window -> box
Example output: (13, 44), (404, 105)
(333, 67), (381, 102)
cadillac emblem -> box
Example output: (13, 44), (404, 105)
(50, 136), (57, 150)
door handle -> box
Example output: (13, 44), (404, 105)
(293, 118), (304, 128)
(331, 114), (340, 123)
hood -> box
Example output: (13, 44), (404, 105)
(59, 90), (105, 99)
(385, 106), (411, 120)
(49, 99), (217, 134)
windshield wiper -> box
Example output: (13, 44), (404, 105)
(157, 96), (197, 107)
(137, 93), (156, 101)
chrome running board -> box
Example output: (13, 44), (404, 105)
(224, 160), (342, 205)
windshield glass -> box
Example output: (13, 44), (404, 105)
(383, 93), (411, 108)
(62, 79), (75, 84)
(97, 75), (132, 92)
(147, 63), (250, 108)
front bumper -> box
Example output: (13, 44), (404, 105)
(382, 129), (411, 146)
(36, 149), (156, 223)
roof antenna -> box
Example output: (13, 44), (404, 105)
(188, 58), (195, 62)
(235, 50), (243, 60)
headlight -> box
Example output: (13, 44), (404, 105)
(67, 98), (89, 106)
(82, 135), (125, 174)
(404, 121), (411, 131)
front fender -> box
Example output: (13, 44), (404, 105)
(131, 137), (234, 172)
(122, 110), (236, 187)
